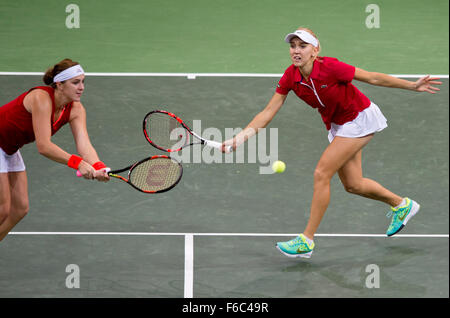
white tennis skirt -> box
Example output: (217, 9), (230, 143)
(0, 147), (26, 173)
(328, 102), (388, 143)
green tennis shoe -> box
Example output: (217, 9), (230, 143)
(276, 234), (314, 258)
(386, 197), (420, 237)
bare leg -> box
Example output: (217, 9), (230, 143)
(337, 150), (403, 207)
(0, 173), (11, 225)
(303, 135), (377, 240)
(0, 171), (29, 242)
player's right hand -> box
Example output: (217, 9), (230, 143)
(221, 138), (236, 153)
(94, 168), (110, 182)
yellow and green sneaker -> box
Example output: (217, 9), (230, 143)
(386, 197), (420, 237)
(276, 234), (314, 258)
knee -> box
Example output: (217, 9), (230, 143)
(11, 200), (29, 221)
(0, 207), (10, 224)
(313, 168), (332, 184)
(16, 205), (29, 221)
(15, 206), (29, 220)
(342, 181), (363, 194)
(0, 196), (11, 223)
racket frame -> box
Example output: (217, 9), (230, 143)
(143, 110), (230, 152)
(108, 155), (183, 194)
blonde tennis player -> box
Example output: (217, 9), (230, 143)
(222, 27), (442, 258)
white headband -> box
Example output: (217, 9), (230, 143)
(53, 65), (85, 83)
(284, 30), (319, 47)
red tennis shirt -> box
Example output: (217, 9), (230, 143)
(0, 86), (73, 155)
(276, 56), (371, 130)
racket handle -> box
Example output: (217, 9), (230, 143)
(203, 139), (222, 149)
(76, 168), (111, 178)
(204, 140), (233, 153)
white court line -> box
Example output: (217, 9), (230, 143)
(9, 231), (448, 299)
(0, 72), (448, 79)
(184, 234), (194, 299)
(9, 232), (449, 238)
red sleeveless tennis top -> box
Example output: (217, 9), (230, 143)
(0, 86), (73, 155)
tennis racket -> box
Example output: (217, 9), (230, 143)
(76, 155), (183, 194)
(143, 110), (233, 153)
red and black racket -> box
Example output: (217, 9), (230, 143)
(143, 110), (232, 153)
(77, 155), (183, 194)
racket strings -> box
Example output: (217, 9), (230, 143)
(146, 113), (189, 151)
(129, 157), (182, 192)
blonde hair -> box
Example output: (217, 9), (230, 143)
(296, 27), (321, 55)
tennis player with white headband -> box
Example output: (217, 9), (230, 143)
(222, 27), (442, 258)
(53, 64), (85, 82)
(0, 58), (110, 242)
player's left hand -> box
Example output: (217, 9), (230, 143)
(414, 75), (442, 94)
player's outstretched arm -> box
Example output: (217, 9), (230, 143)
(354, 67), (442, 93)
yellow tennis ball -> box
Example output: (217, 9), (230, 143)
(272, 160), (286, 173)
